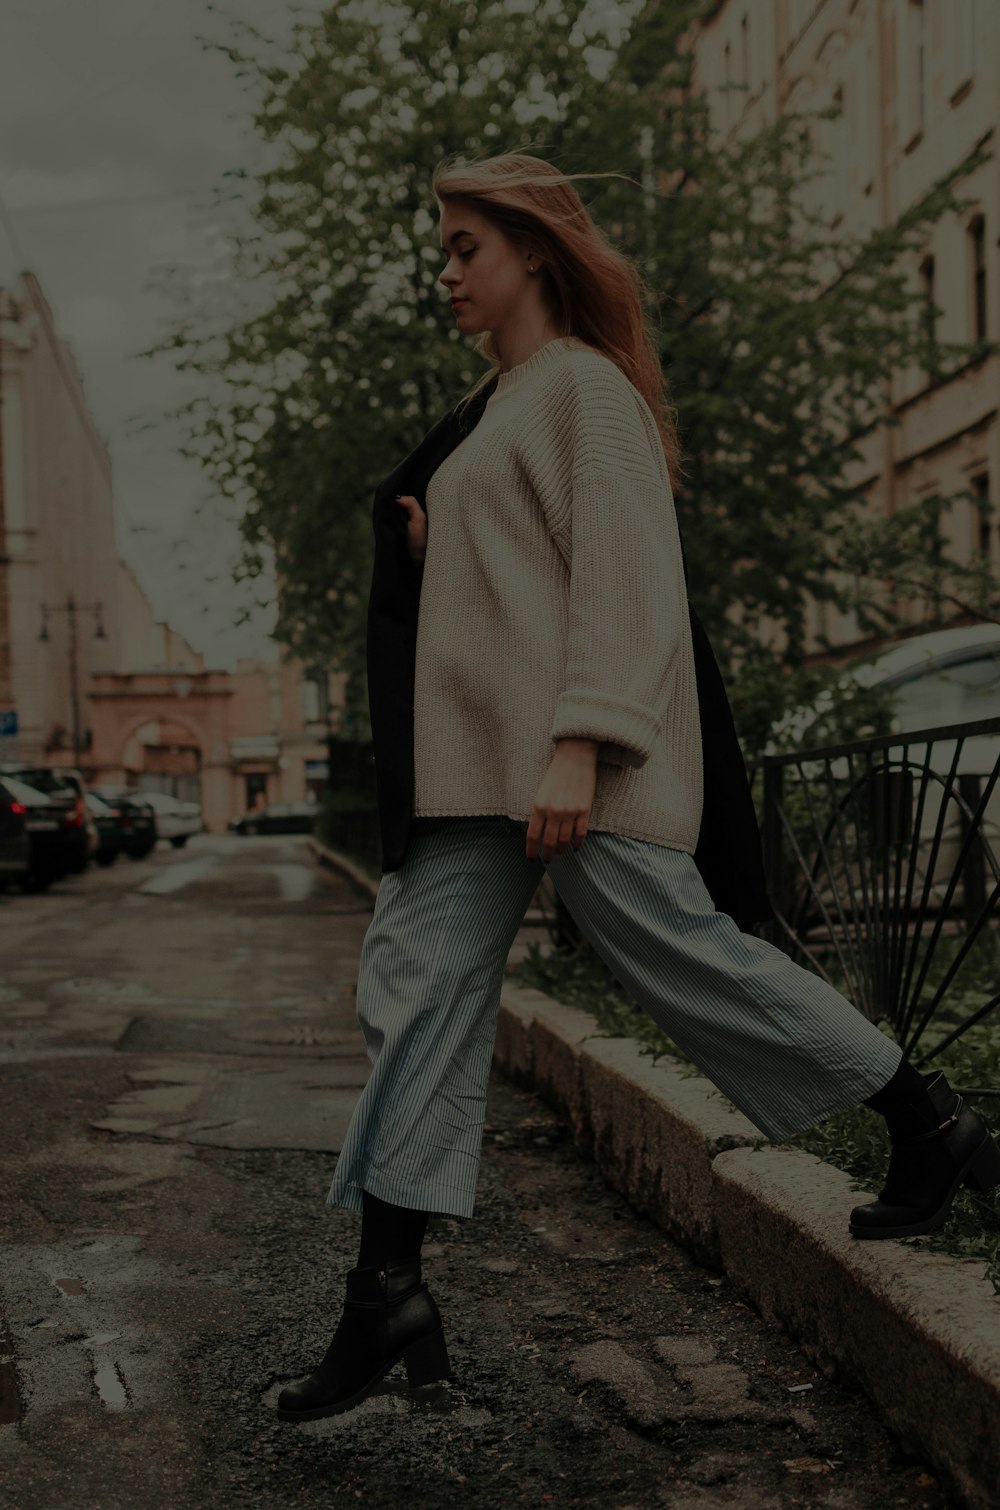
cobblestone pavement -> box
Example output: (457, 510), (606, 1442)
(0, 835), (952, 1507)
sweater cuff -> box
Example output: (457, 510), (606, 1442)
(550, 691), (661, 768)
(595, 740), (645, 770)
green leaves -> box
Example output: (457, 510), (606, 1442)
(148, 0), (997, 753)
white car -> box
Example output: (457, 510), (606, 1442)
(765, 623), (1000, 915)
(138, 791), (203, 848)
(767, 623), (1000, 754)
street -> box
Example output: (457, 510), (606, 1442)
(0, 835), (949, 1508)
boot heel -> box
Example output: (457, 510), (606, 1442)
(403, 1325), (452, 1387)
(965, 1134), (1000, 1193)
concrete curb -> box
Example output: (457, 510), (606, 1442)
(496, 981), (1000, 1510)
(307, 834), (380, 898)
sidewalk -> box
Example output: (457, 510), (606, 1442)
(313, 834), (1000, 1510)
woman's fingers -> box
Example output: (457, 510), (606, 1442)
(394, 494), (427, 563)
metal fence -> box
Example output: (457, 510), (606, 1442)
(320, 804), (381, 875)
(753, 715), (1000, 1073)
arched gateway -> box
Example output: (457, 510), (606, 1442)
(88, 670), (233, 833)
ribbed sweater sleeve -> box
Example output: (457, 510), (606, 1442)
(545, 362), (686, 769)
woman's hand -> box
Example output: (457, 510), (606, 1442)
(395, 494), (427, 564)
(526, 739), (597, 861)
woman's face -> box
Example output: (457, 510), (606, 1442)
(437, 201), (537, 338)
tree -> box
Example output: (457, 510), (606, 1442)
(145, 0), (998, 759)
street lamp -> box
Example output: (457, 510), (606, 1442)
(38, 594), (106, 767)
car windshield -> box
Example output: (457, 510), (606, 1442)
(0, 774), (53, 805)
(888, 653), (1000, 732)
(0, 767), (73, 795)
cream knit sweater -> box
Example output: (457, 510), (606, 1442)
(412, 334), (704, 853)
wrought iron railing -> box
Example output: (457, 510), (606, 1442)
(320, 804), (382, 875)
(753, 716), (1000, 1074)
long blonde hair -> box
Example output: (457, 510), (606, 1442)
(432, 150), (686, 495)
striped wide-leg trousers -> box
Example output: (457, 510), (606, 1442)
(325, 816), (902, 1219)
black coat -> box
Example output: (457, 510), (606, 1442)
(365, 378), (774, 931)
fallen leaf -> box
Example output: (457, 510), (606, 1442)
(783, 1457), (833, 1475)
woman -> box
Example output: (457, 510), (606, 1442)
(276, 152), (1000, 1423)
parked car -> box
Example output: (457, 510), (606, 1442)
(0, 777), (30, 886)
(87, 787), (158, 860)
(136, 790), (203, 847)
(0, 764), (91, 875)
(767, 624), (1000, 754)
(229, 800), (318, 836)
(764, 624), (1000, 917)
(0, 773), (86, 891)
(85, 791), (125, 866)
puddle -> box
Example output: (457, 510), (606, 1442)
(93, 1363), (128, 1410)
(139, 857), (217, 896)
(54, 1277), (85, 1297)
(272, 864), (315, 903)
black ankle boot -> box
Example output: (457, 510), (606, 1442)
(276, 1258), (452, 1421)
(850, 1071), (1000, 1239)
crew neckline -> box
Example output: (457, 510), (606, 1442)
(491, 335), (582, 395)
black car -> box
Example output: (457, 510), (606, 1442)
(229, 800), (318, 836)
(88, 787), (158, 860)
(0, 764), (91, 875)
(0, 774), (84, 890)
(0, 777), (30, 886)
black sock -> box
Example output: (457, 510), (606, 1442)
(864, 1056), (938, 1137)
(357, 1189), (429, 1269)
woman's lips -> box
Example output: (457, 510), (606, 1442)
(451, 299), (468, 310)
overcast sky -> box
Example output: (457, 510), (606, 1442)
(0, 0), (324, 669)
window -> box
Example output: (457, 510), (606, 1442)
(945, 0), (975, 99)
(302, 680), (320, 722)
(973, 471), (992, 562)
(831, 83), (845, 222)
(919, 253), (937, 376)
(723, 40), (732, 130)
(969, 215), (987, 342)
(900, 0), (926, 145)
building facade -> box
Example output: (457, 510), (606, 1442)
(0, 269), (341, 829)
(682, 0), (996, 659)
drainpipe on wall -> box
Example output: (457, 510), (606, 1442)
(0, 287), (10, 711)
